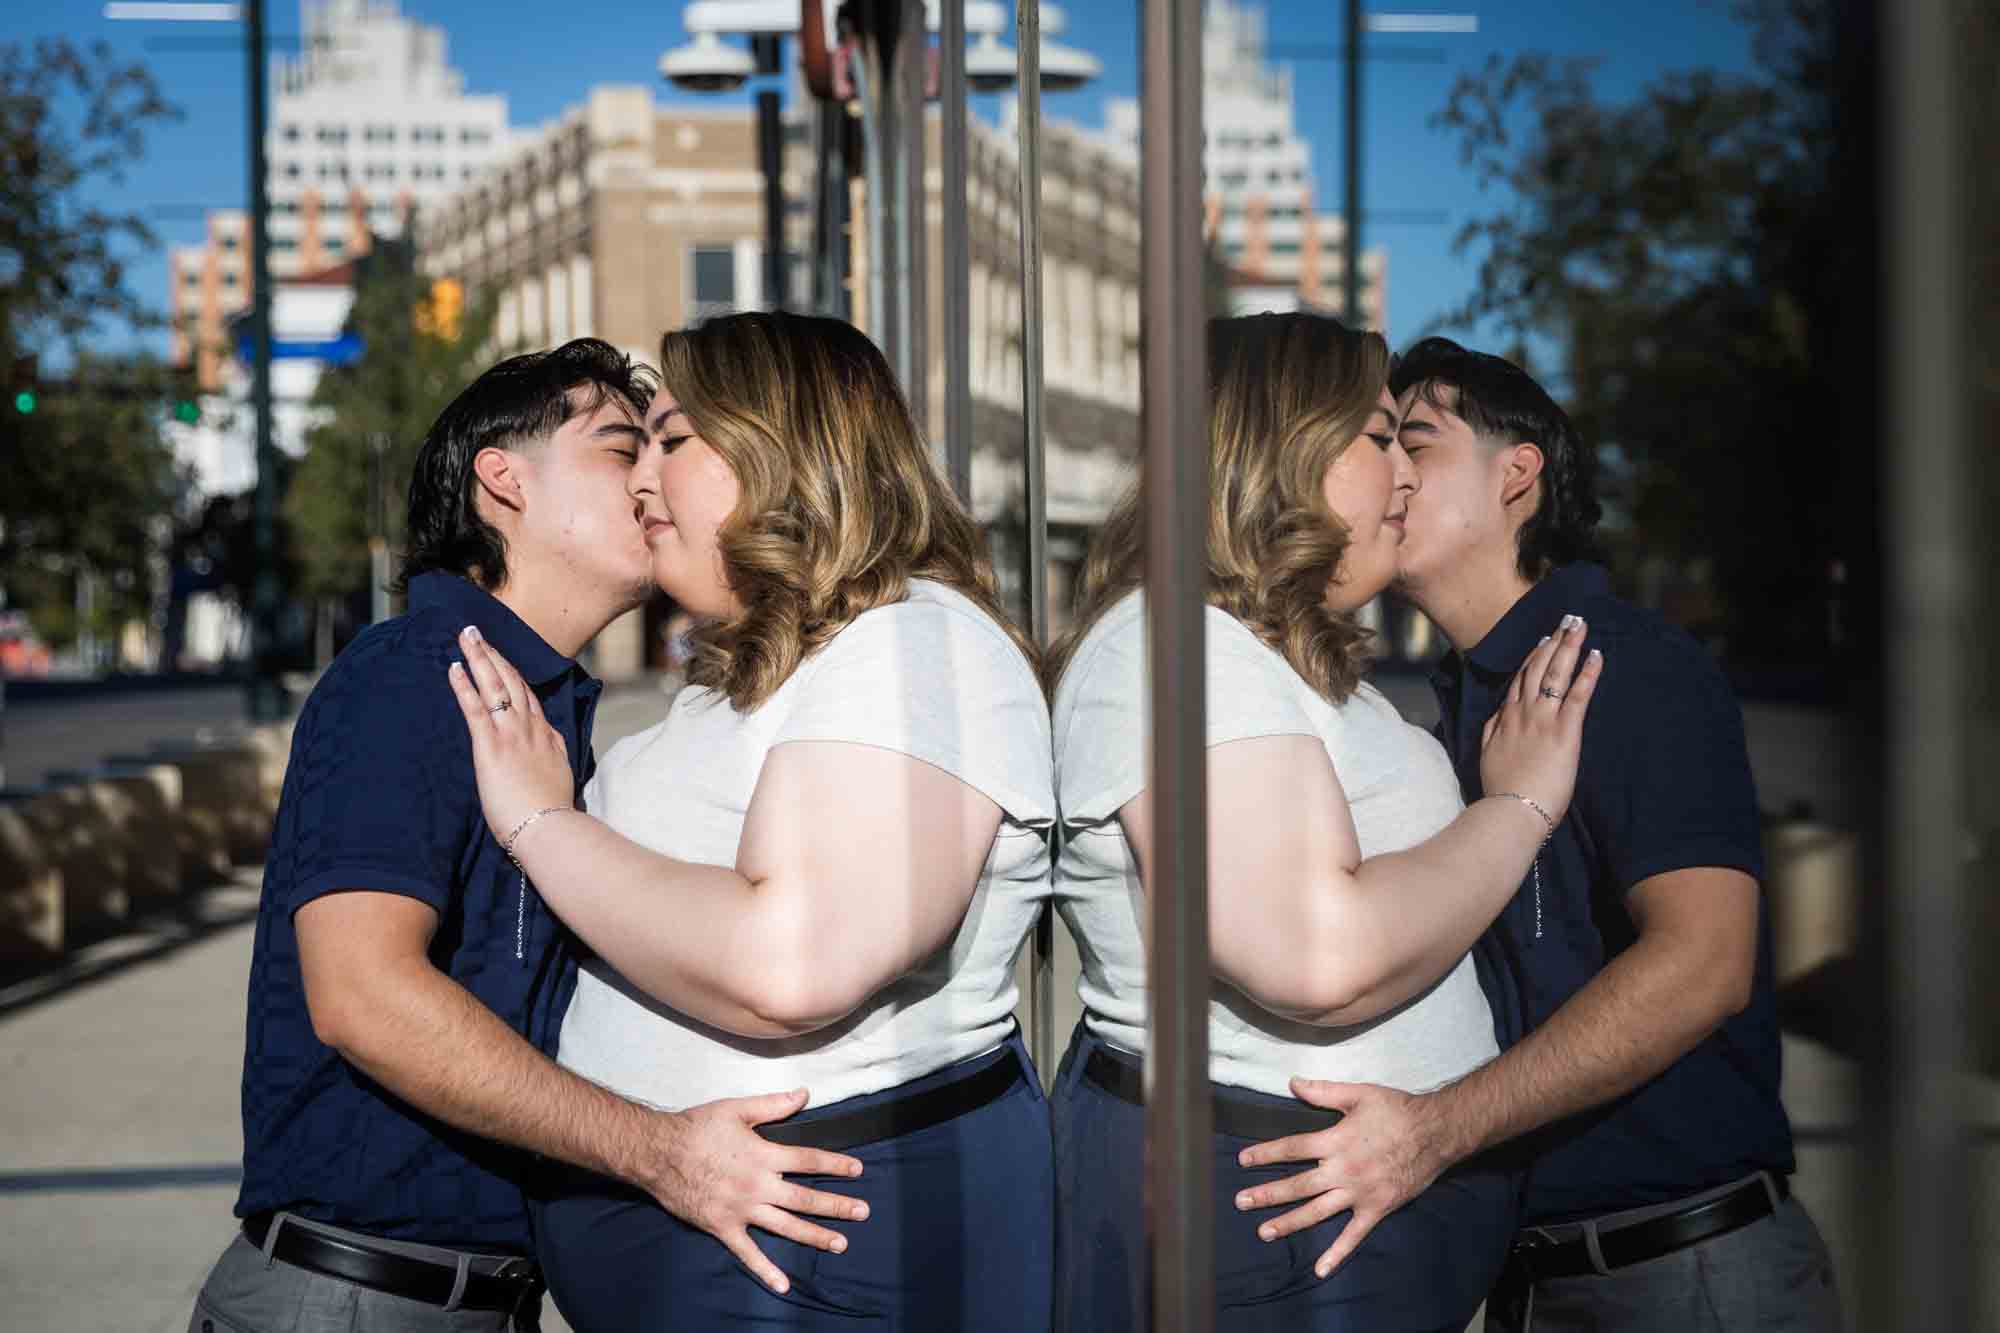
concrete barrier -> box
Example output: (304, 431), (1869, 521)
(1, 786), (131, 939)
(98, 762), (185, 903)
(0, 801), (63, 960)
(151, 742), (271, 866)
(1763, 820), (1859, 986)
(109, 753), (231, 889)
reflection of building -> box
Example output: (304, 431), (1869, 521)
(1105, 0), (1388, 328)
(169, 0), (510, 389)
(413, 85), (1148, 673)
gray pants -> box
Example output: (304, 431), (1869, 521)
(188, 1214), (537, 1333)
(1487, 1187), (1843, 1333)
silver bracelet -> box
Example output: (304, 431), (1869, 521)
(1489, 792), (1555, 941)
(1488, 791), (1555, 841)
(501, 805), (572, 866)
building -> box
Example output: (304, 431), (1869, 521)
(169, 0), (511, 390)
(413, 84), (1148, 674)
(1103, 0), (1388, 328)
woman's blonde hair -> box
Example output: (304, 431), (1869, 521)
(660, 311), (1034, 710)
(1047, 311), (1390, 702)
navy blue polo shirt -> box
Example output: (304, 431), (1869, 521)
(235, 573), (599, 1250)
(1432, 563), (1794, 1226)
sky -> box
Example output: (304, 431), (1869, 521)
(12, 0), (1762, 362)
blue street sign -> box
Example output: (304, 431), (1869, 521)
(234, 331), (365, 366)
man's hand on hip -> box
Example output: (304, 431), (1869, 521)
(1233, 1079), (1459, 1280)
(640, 1089), (868, 1295)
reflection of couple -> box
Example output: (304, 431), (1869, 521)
(190, 311), (1836, 1333)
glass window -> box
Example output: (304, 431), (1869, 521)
(689, 245), (736, 321)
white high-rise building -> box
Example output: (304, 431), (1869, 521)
(1103, 0), (1387, 328)
(169, 0), (511, 388)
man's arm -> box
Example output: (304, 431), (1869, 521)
(1232, 865), (1758, 1278)
(295, 889), (868, 1295)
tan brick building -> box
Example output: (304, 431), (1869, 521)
(414, 85), (1148, 675)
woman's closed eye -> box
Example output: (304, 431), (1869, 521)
(1367, 431), (1396, 451)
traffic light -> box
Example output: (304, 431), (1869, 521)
(415, 278), (464, 342)
(173, 398), (201, 424)
(13, 390), (34, 415)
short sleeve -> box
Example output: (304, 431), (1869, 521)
(282, 635), (478, 916)
(1052, 599), (1318, 825)
(1574, 629), (1765, 894)
(770, 595), (1055, 828)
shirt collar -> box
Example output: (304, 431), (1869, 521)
(407, 572), (586, 688)
(1463, 562), (1612, 676)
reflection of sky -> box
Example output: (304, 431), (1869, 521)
(42, 0), (1756, 363)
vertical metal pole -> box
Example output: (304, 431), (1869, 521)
(758, 87), (786, 310)
(1875, 0), (1971, 1324)
(246, 0), (283, 721)
(1015, 0), (1055, 1084)
(1142, 0), (1213, 1327)
(894, 0), (928, 433)
(1342, 0), (1362, 328)
(939, 0), (972, 500)
(854, 44), (894, 371)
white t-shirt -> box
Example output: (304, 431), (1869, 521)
(557, 579), (1056, 1111)
(1052, 590), (1500, 1098)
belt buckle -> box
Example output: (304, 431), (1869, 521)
(491, 1258), (544, 1332)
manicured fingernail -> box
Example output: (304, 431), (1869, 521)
(1259, 1225), (1276, 1242)
(1236, 1191), (1253, 1210)
(448, 661), (463, 676)
(1589, 649), (1602, 662)
(1538, 634), (1551, 645)
(773, 1277), (789, 1294)
(853, 1203), (869, 1220)
(462, 625), (482, 643)
(1316, 1261), (1331, 1279)
(831, 1236), (847, 1253)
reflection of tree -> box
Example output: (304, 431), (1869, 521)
(284, 239), (493, 621)
(1433, 0), (1842, 663)
(0, 40), (185, 651)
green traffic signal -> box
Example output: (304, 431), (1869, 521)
(13, 390), (34, 415)
(173, 398), (200, 424)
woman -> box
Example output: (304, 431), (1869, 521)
(447, 311), (1055, 1330)
(1048, 312), (1601, 1331)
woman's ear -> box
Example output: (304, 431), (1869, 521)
(471, 446), (526, 515)
(1500, 440), (1546, 510)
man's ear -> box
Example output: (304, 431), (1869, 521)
(471, 446), (526, 516)
(1500, 440), (1546, 511)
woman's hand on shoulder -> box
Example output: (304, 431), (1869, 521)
(1476, 615), (1603, 824)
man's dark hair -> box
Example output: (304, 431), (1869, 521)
(1389, 336), (1602, 580)
(397, 338), (657, 592)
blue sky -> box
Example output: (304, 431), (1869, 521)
(15, 0), (1760, 360)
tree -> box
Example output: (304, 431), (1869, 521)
(0, 40), (185, 651)
(1432, 0), (1842, 663)
(285, 239), (493, 610)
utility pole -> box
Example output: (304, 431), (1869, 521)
(1343, 0), (1363, 328)
(246, 0), (285, 720)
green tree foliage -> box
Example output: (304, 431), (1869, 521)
(1434, 1), (1841, 661)
(0, 39), (185, 646)
(285, 239), (492, 603)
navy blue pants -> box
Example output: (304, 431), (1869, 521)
(1053, 1024), (1516, 1333)
(532, 1035), (1053, 1332)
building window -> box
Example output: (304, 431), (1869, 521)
(280, 124), (300, 143)
(316, 125), (348, 145)
(272, 237), (298, 251)
(460, 127), (492, 146)
(689, 245), (736, 322)
(1269, 240), (1302, 255)
(324, 233), (346, 252)
(284, 162), (302, 179)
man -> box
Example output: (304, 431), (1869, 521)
(189, 340), (865, 1333)
(1234, 337), (1840, 1330)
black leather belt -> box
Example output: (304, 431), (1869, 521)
(1508, 1174), (1789, 1281)
(755, 1047), (1024, 1151)
(242, 1212), (544, 1318)
(1083, 1043), (1344, 1142)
